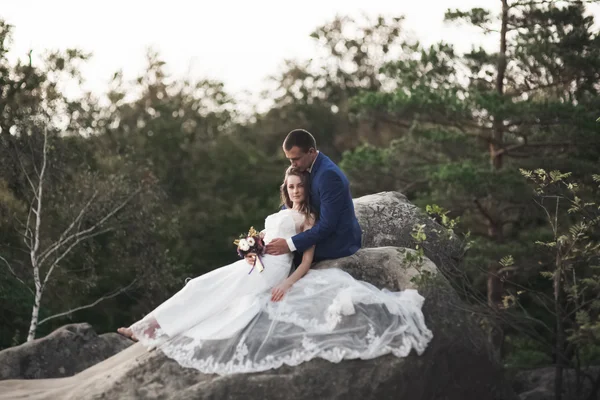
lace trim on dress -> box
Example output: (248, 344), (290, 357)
(150, 316), (433, 376)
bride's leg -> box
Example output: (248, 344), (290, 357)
(152, 260), (269, 337)
(124, 260), (272, 342)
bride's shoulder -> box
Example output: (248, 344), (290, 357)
(275, 208), (310, 221)
(276, 208), (301, 220)
(284, 208), (304, 217)
(285, 209), (316, 230)
(266, 208), (294, 221)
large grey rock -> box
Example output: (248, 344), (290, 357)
(315, 246), (438, 291)
(0, 323), (133, 380)
(513, 367), (556, 400)
(513, 366), (600, 400)
(0, 248), (518, 400)
(354, 191), (465, 275)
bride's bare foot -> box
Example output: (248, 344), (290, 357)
(117, 327), (138, 342)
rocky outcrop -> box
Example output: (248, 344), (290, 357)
(513, 366), (600, 400)
(0, 247), (517, 400)
(0, 323), (133, 380)
(315, 246), (437, 291)
(0, 191), (518, 399)
(354, 191), (465, 274)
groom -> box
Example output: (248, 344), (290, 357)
(265, 129), (362, 262)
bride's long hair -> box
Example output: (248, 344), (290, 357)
(280, 167), (314, 222)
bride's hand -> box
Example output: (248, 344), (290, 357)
(244, 253), (257, 265)
(271, 281), (292, 302)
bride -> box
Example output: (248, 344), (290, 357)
(117, 168), (433, 375)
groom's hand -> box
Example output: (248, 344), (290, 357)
(265, 238), (290, 255)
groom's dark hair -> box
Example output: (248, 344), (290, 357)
(283, 129), (317, 153)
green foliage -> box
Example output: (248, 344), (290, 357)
(339, 144), (394, 196)
(404, 204), (467, 273)
(344, 4), (600, 388)
(504, 169), (600, 387)
(504, 335), (553, 370)
(83, 52), (289, 288)
(444, 8), (493, 28)
(407, 223), (427, 265)
(409, 269), (436, 288)
(499, 255), (514, 269)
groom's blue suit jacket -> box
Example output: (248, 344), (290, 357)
(291, 152), (362, 262)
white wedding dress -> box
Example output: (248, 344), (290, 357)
(130, 209), (433, 375)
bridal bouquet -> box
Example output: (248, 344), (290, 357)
(234, 227), (265, 274)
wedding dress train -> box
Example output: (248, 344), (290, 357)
(130, 209), (433, 375)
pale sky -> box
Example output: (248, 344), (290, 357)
(2, 0), (599, 106)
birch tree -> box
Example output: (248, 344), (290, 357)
(2, 128), (149, 341)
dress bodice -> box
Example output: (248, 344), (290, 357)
(263, 209), (305, 244)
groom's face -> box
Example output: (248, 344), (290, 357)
(284, 146), (316, 172)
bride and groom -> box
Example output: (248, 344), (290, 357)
(117, 129), (432, 375)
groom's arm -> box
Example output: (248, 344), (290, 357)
(287, 170), (345, 253)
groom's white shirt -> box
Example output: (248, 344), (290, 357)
(286, 151), (320, 253)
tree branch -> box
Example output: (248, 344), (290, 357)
(474, 198), (497, 226)
(0, 255), (34, 296)
(38, 191), (99, 264)
(23, 194), (36, 248)
(41, 228), (114, 292)
(494, 141), (573, 157)
(32, 129), (48, 257)
(38, 188), (140, 268)
(37, 279), (138, 326)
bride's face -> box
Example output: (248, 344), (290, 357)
(286, 175), (306, 205)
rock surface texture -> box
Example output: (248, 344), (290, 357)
(0, 323), (133, 380)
